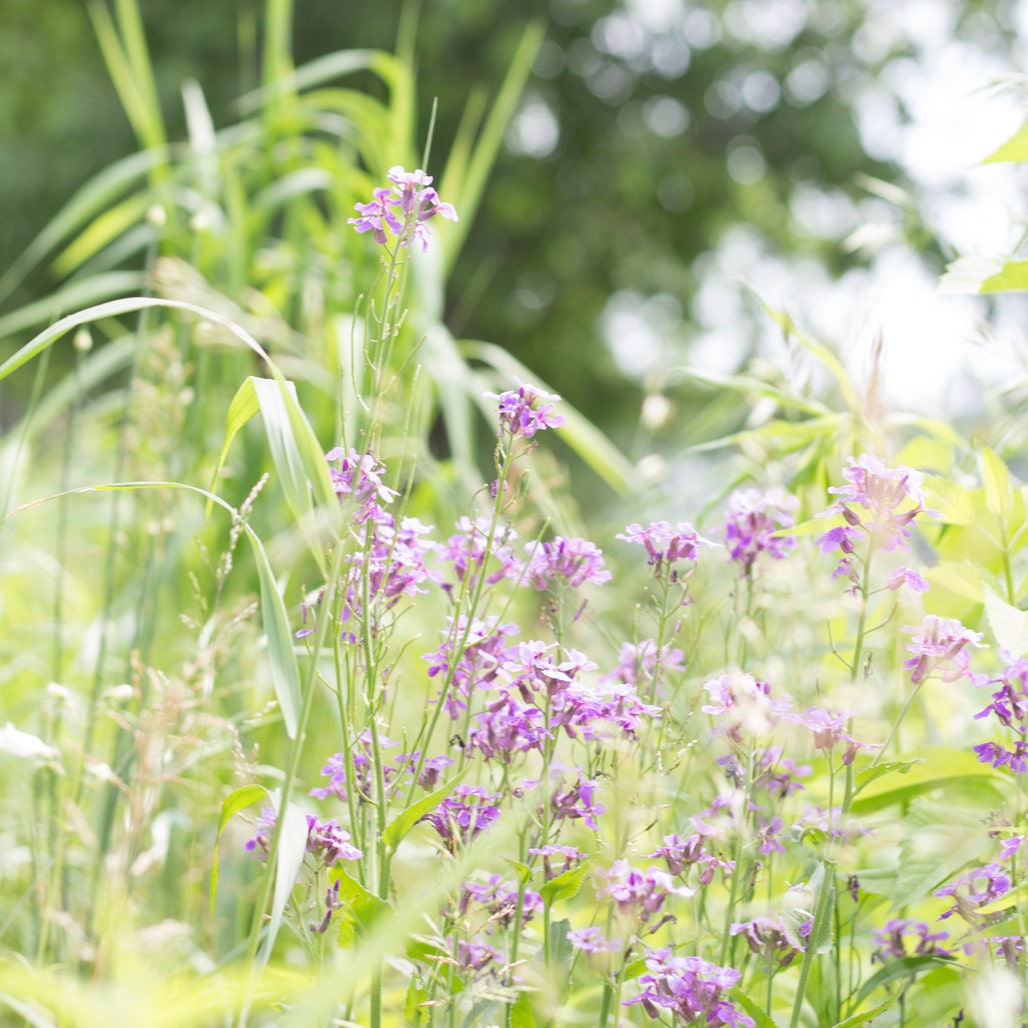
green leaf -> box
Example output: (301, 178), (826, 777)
(332, 866), (393, 942)
(538, 861), (590, 905)
(850, 955), (954, 1009)
(925, 561), (984, 603)
(382, 766), (471, 853)
(851, 747), (1005, 814)
(242, 523), (301, 738)
(208, 377), (260, 516)
(854, 759), (921, 797)
(209, 784), (268, 919)
(984, 586), (1028, 656)
(832, 991), (905, 1028)
(732, 991), (778, 1028)
(940, 257), (1028, 295)
(984, 123), (1028, 163)
(981, 447), (1013, 520)
(510, 992), (536, 1028)
(976, 874), (1028, 917)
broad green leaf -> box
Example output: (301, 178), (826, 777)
(333, 866), (393, 942)
(510, 992), (536, 1028)
(210, 784), (268, 919)
(984, 586), (1028, 656)
(981, 447), (1013, 519)
(851, 955), (955, 1008)
(538, 861), (590, 905)
(732, 991), (778, 1028)
(382, 766), (471, 853)
(921, 474), (977, 525)
(976, 875), (1028, 917)
(984, 123), (1028, 163)
(925, 561), (984, 603)
(242, 523), (301, 738)
(851, 747), (1004, 814)
(854, 759), (921, 797)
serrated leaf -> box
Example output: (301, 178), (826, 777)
(854, 759), (921, 797)
(382, 765), (471, 853)
(925, 561), (984, 603)
(851, 748), (1004, 814)
(333, 866), (393, 940)
(981, 447), (1013, 520)
(209, 784), (268, 919)
(539, 861), (589, 905)
(984, 586), (1028, 657)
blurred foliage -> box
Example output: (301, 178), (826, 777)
(1, 0), (1021, 448)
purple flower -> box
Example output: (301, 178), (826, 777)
(752, 747), (811, 799)
(594, 860), (694, 922)
(972, 658), (1028, 772)
(325, 447), (398, 523)
(436, 517), (524, 593)
(702, 672), (792, 742)
(649, 831), (733, 885)
(626, 948), (754, 1027)
(420, 785), (501, 852)
(244, 806), (278, 859)
(453, 937), (503, 976)
(568, 927), (623, 954)
(887, 566), (930, 593)
(347, 187), (402, 244)
(787, 706), (873, 765)
(935, 863), (1011, 925)
(551, 679), (662, 743)
(349, 167), (457, 251)
(461, 875), (542, 930)
(821, 454), (938, 555)
(305, 816), (363, 865)
(902, 615), (987, 686)
(529, 843), (585, 880)
(792, 804), (871, 844)
(617, 521), (717, 579)
(603, 640), (686, 690)
(487, 380), (566, 439)
(310, 731), (400, 804)
(730, 915), (803, 968)
(469, 691), (550, 763)
(522, 536), (612, 590)
(722, 487), (798, 576)
(550, 776), (607, 831)
(872, 919), (950, 962)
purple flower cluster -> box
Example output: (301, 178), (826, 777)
(419, 785), (502, 852)
(487, 380), (566, 440)
(348, 166), (457, 252)
(522, 535), (612, 590)
(245, 807), (362, 866)
(973, 658), (1028, 772)
(460, 874), (542, 930)
(649, 828), (734, 886)
(722, 487), (798, 577)
(437, 517), (523, 594)
(627, 949), (755, 1027)
(604, 640), (686, 691)
(425, 615), (517, 719)
(730, 915), (803, 968)
(594, 859), (694, 924)
(326, 447), (399, 523)
(903, 615), (987, 687)
(872, 919), (950, 962)
(935, 863), (1011, 926)
(817, 453), (938, 580)
(618, 521), (716, 581)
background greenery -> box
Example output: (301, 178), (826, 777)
(4, 0), (1021, 446)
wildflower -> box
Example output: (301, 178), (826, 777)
(244, 806), (278, 859)
(529, 843), (585, 880)
(902, 615), (987, 686)
(462, 875), (542, 930)
(730, 915), (803, 968)
(348, 166), (457, 252)
(973, 658), (1028, 772)
(788, 706), (873, 765)
(722, 487), (798, 576)
(603, 640), (686, 690)
(325, 447), (398, 523)
(887, 566), (930, 593)
(872, 919), (950, 962)
(436, 517), (524, 592)
(454, 937), (503, 976)
(594, 860), (694, 923)
(935, 863), (1011, 926)
(522, 536), (612, 590)
(501, 641), (596, 703)
(424, 616), (519, 719)
(469, 692), (550, 763)
(420, 785), (502, 851)
(550, 776), (607, 832)
(649, 831), (734, 885)
(626, 948), (755, 1027)
(702, 672), (792, 742)
(487, 380), (566, 439)
(311, 731), (399, 803)
(752, 747), (811, 800)
(568, 927), (623, 954)
(617, 521), (717, 580)
(551, 679), (662, 742)
(304, 816), (363, 865)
